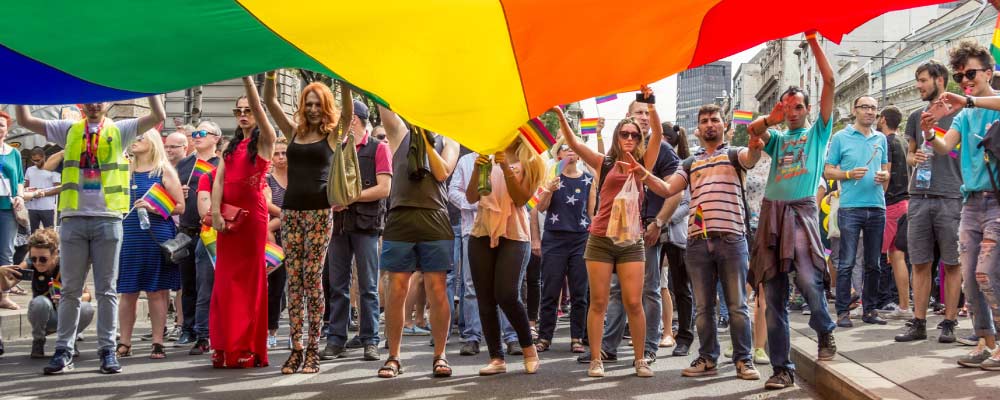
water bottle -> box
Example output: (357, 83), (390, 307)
(477, 159), (492, 196)
(914, 144), (933, 190)
(138, 208), (151, 230)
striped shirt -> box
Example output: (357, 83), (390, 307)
(677, 144), (746, 238)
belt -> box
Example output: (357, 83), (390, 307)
(692, 231), (739, 240)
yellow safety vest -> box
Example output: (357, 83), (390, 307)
(59, 118), (130, 213)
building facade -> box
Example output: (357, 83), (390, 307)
(675, 61), (732, 133)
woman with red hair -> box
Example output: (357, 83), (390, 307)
(263, 72), (352, 374)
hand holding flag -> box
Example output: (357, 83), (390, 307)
(140, 183), (177, 218)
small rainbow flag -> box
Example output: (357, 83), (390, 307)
(525, 187), (545, 211)
(733, 110), (754, 125)
(265, 241), (285, 268)
(200, 225), (217, 266)
(553, 157), (569, 177)
(142, 183), (176, 218)
(992, 15), (1000, 71)
(192, 159), (214, 179)
(50, 280), (62, 298)
(595, 94), (618, 104)
(580, 118), (600, 135)
(693, 204), (707, 239)
(519, 117), (556, 155)
(934, 126), (959, 159)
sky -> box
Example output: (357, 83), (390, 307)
(577, 44), (766, 126)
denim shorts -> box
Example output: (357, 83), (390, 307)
(380, 239), (454, 273)
(583, 235), (645, 264)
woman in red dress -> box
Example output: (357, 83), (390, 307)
(209, 76), (277, 368)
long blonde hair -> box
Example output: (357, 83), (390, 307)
(131, 129), (170, 178)
(513, 136), (546, 194)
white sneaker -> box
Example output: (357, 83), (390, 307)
(267, 335), (278, 349)
(849, 308), (863, 319)
(886, 308), (914, 320)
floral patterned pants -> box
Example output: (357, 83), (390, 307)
(281, 209), (333, 350)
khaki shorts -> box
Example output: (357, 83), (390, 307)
(583, 235), (645, 264)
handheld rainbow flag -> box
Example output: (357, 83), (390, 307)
(595, 94), (618, 104)
(733, 110), (754, 125)
(265, 242), (285, 268)
(142, 183), (176, 218)
(992, 15), (1000, 71)
(934, 126), (959, 159)
(519, 117), (556, 155)
(693, 205), (707, 239)
(526, 187), (545, 211)
(580, 118), (600, 135)
(553, 157), (569, 177)
(200, 225), (217, 266)
(50, 280), (62, 298)
(189, 159), (214, 182)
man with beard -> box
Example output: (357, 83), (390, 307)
(895, 60), (963, 343)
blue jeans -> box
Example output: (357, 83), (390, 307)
(456, 234), (483, 343)
(28, 296), (94, 341)
(56, 216), (123, 353)
(835, 207), (885, 315)
(0, 209), (16, 265)
(686, 235), (752, 363)
(603, 242), (662, 356)
(193, 240), (215, 340)
(958, 193), (1000, 337)
(326, 231), (381, 346)
(538, 231), (589, 341)
(717, 281), (729, 320)
(763, 251), (836, 371)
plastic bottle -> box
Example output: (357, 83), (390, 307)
(138, 207), (151, 230)
(914, 143), (933, 190)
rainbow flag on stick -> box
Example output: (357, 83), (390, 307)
(187, 158), (214, 185)
(142, 183), (176, 218)
(553, 157), (569, 177)
(526, 187), (545, 211)
(733, 110), (754, 125)
(519, 117), (556, 155)
(265, 242), (285, 268)
(200, 225), (217, 266)
(992, 15), (1000, 71)
(595, 94), (618, 104)
(693, 205), (707, 239)
(934, 126), (959, 159)
(580, 118), (600, 135)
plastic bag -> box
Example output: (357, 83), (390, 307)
(606, 175), (642, 246)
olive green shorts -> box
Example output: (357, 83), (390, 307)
(583, 235), (645, 264)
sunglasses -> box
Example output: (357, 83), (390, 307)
(191, 130), (218, 138)
(618, 131), (642, 141)
(953, 68), (991, 84)
(30, 256), (49, 264)
(375, 135), (387, 141)
(232, 107), (253, 117)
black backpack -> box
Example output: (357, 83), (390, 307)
(978, 121), (1000, 206)
(681, 148), (752, 235)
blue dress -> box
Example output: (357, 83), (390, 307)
(117, 170), (179, 294)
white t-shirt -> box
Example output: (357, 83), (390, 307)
(25, 166), (60, 210)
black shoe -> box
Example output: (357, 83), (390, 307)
(644, 351), (657, 365)
(31, 339), (46, 359)
(348, 320), (360, 332)
(98, 347), (122, 374)
(345, 336), (364, 349)
(577, 350), (619, 363)
(862, 310), (887, 325)
(319, 344), (346, 360)
(189, 339), (210, 355)
(363, 344), (380, 361)
(818, 332), (837, 361)
(506, 341), (523, 356)
(44, 347), (74, 375)
(672, 343), (691, 357)
(764, 368), (795, 390)
(718, 316), (730, 333)
(0, 337), (4, 356)
(460, 341), (480, 356)
(836, 312), (853, 328)
(939, 319), (958, 343)
(175, 331), (195, 346)
(894, 319), (927, 342)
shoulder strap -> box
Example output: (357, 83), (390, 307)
(727, 147), (752, 234)
(594, 156), (615, 206)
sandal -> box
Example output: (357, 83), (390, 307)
(570, 339), (586, 353)
(235, 352), (258, 369)
(281, 349), (304, 374)
(535, 339), (551, 352)
(432, 356), (452, 378)
(378, 356), (404, 378)
(301, 348), (320, 374)
(150, 343), (166, 359)
(116, 343), (132, 358)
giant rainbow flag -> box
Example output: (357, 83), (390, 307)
(0, 0), (950, 153)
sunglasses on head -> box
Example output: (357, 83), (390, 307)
(953, 68), (991, 84)
(30, 256), (49, 264)
(232, 107), (253, 117)
(618, 131), (642, 141)
(191, 130), (217, 138)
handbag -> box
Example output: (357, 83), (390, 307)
(200, 203), (248, 232)
(151, 230), (192, 264)
(327, 127), (362, 208)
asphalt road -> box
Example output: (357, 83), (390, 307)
(1, 321), (819, 400)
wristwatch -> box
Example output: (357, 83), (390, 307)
(967, 96), (976, 109)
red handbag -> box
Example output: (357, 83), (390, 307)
(201, 203), (248, 232)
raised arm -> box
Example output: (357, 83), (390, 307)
(243, 76), (277, 152)
(553, 107), (602, 169)
(136, 95), (167, 134)
(808, 31), (835, 125)
(14, 106), (46, 135)
(263, 71), (296, 137)
(426, 134), (458, 183)
(329, 83), (354, 148)
(378, 105), (407, 155)
(641, 85), (662, 172)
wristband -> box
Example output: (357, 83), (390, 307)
(844, 170), (850, 180)
(641, 170), (651, 181)
(805, 32), (817, 41)
(967, 96), (976, 109)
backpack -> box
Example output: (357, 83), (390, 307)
(681, 148), (752, 235)
(978, 120), (1000, 206)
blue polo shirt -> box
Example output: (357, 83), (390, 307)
(952, 107), (1000, 195)
(825, 125), (889, 209)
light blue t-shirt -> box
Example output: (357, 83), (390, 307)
(825, 126), (889, 209)
(763, 116), (833, 201)
(952, 107), (1000, 195)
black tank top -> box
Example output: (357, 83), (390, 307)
(283, 137), (334, 210)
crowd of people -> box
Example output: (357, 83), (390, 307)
(1, 33), (1000, 392)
